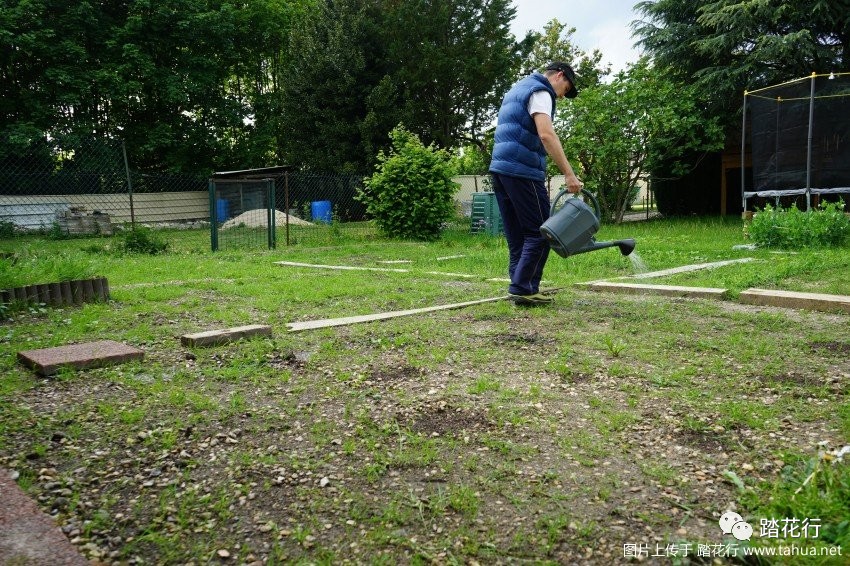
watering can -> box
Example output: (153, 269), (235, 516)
(540, 189), (636, 258)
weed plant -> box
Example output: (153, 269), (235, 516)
(749, 201), (850, 248)
(0, 250), (97, 288)
(0, 220), (15, 238)
(742, 448), (850, 554)
(118, 225), (169, 254)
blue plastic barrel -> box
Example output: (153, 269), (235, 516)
(215, 198), (230, 222)
(311, 200), (332, 224)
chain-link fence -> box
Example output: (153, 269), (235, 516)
(272, 170), (373, 247)
(0, 136), (206, 238)
(209, 168), (377, 251)
(0, 138), (379, 247)
(1, 136), (504, 247)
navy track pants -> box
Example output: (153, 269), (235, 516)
(491, 173), (551, 295)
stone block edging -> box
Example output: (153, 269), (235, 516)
(1, 277), (110, 308)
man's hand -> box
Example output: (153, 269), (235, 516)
(565, 174), (583, 194)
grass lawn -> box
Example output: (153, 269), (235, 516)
(1, 215), (848, 564)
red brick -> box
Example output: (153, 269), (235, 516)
(0, 469), (89, 565)
(181, 324), (272, 347)
(17, 340), (144, 376)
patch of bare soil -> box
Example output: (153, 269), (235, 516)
(757, 372), (822, 386)
(405, 405), (493, 437)
(809, 340), (850, 354)
(490, 332), (556, 347)
(2, 289), (847, 565)
(370, 364), (422, 383)
(266, 350), (311, 369)
(673, 428), (731, 453)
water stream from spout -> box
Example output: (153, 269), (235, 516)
(628, 251), (649, 274)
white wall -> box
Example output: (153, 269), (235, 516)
(454, 175), (568, 203)
(0, 192), (209, 227)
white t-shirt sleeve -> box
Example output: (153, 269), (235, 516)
(527, 91), (553, 118)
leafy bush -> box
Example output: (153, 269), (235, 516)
(749, 201), (850, 248)
(0, 221), (15, 238)
(358, 125), (458, 241)
(119, 225), (169, 254)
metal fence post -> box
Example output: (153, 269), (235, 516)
(805, 72), (816, 211)
(122, 141), (135, 226)
(267, 178), (276, 249)
(284, 170), (290, 247)
(741, 90), (748, 215)
(209, 179), (218, 251)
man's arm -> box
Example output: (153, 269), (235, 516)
(533, 112), (582, 193)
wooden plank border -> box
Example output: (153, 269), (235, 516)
(287, 296), (509, 332)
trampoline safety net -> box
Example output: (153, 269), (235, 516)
(744, 73), (850, 207)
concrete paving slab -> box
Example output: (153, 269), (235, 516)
(181, 324), (272, 347)
(0, 469), (89, 565)
(739, 288), (850, 314)
(580, 281), (728, 299)
(17, 340), (144, 376)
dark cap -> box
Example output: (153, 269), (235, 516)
(545, 62), (578, 98)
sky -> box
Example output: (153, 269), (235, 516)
(509, 0), (644, 74)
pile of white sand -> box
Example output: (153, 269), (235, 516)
(221, 209), (314, 229)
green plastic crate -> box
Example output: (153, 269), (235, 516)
(470, 192), (503, 236)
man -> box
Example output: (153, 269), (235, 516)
(489, 61), (583, 306)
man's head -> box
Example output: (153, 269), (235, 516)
(543, 62), (578, 99)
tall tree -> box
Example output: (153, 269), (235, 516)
(108, 0), (274, 172)
(557, 59), (724, 222)
(0, 0), (124, 142)
(634, 0), (850, 129)
(1, 0), (303, 173)
(383, 0), (529, 151)
(280, 0), (391, 173)
(281, 0), (529, 172)
(521, 19), (609, 88)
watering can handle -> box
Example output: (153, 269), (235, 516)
(551, 188), (601, 220)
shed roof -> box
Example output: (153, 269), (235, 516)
(210, 166), (295, 180)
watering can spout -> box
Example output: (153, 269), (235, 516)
(573, 237), (636, 257)
(617, 238), (636, 256)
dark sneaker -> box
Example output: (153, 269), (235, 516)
(508, 292), (554, 306)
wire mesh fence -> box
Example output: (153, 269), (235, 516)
(211, 176), (277, 252)
(0, 138), (378, 247)
(0, 136), (499, 249)
(209, 168), (379, 251)
(273, 170), (376, 247)
(0, 136), (207, 238)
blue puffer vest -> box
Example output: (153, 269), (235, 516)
(489, 73), (556, 181)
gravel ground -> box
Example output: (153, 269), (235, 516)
(1, 290), (847, 564)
